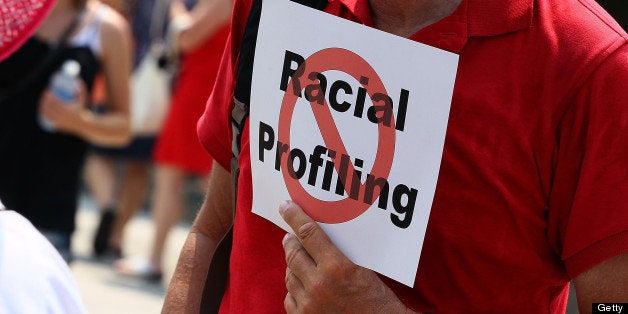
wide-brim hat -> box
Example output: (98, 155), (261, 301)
(0, 0), (55, 61)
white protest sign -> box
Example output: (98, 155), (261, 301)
(250, 0), (458, 287)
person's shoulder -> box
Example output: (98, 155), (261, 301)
(541, 0), (627, 42)
(529, 0), (627, 78)
(90, 1), (131, 60)
(0, 210), (59, 258)
(577, 0), (627, 38)
(0, 210), (88, 313)
(0, 209), (34, 232)
(94, 1), (131, 46)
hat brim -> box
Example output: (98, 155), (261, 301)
(0, 0), (56, 62)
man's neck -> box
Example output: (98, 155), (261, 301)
(369, 0), (462, 37)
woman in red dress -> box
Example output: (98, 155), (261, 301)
(116, 0), (232, 281)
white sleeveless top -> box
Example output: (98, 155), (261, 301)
(69, 4), (111, 56)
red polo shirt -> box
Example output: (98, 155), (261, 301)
(198, 0), (628, 312)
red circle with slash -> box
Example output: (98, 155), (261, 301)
(278, 48), (396, 223)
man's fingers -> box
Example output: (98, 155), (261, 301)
(284, 292), (297, 313)
(283, 233), (315, 284)
(279, 200), (345, 264)
(285, 266), (305, 298)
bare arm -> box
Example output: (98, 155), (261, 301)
(40, 4), (132, 147)
(170, 0), (232, 54)
(79, 6), (132, 146)
(163, 161), (233, 313)
(574, 253), (628, 314)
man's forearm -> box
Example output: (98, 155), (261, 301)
(163, 162), (233, 313)
(162, 229), (216, 313)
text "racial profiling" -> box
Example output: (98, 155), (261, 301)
(257, 50), (420, 229)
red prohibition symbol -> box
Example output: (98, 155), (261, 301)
(278, 48), (396, 223)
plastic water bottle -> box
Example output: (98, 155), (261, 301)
(39, 59), (81, 132)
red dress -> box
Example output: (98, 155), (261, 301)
(153, 24), (230, 175)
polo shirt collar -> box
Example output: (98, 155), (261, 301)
(331, 0), (534, 53)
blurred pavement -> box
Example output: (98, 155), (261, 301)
(69, 193), (579, 314)
(70, 195), (190, 314)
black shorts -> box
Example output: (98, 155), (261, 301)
(91, 136), (156, 161)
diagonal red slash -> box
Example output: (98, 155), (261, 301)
(278, 48), (396, 223)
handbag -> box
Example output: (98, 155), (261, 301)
(130, 0), (174, 136)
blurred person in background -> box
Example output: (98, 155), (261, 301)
(114, 0), (232, 282)
(0, 1), (87, 312)
(0, 0), (132, 263)
(86, 0), (172, 261)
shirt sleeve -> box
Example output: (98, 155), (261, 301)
(197, 0), (254, 171)
(551, 43), (628, 278)
(197, 38), (236, 170)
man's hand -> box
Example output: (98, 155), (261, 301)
(279, 200), (412, 313)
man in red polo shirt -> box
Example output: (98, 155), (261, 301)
(164, 0), (628, 312)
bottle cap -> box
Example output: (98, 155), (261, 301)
(62, 60), (81, 77)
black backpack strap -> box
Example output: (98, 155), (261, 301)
(200, 0), (327, 313)
(232, 0), (328, 169)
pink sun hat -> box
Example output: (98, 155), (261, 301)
(0, 0), (56, 61)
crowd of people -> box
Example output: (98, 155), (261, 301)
(97, 0), (232, 282)
(0, 0), (231, 296)
(0, 0), (133, 264)
(0, 0), (626, 313)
